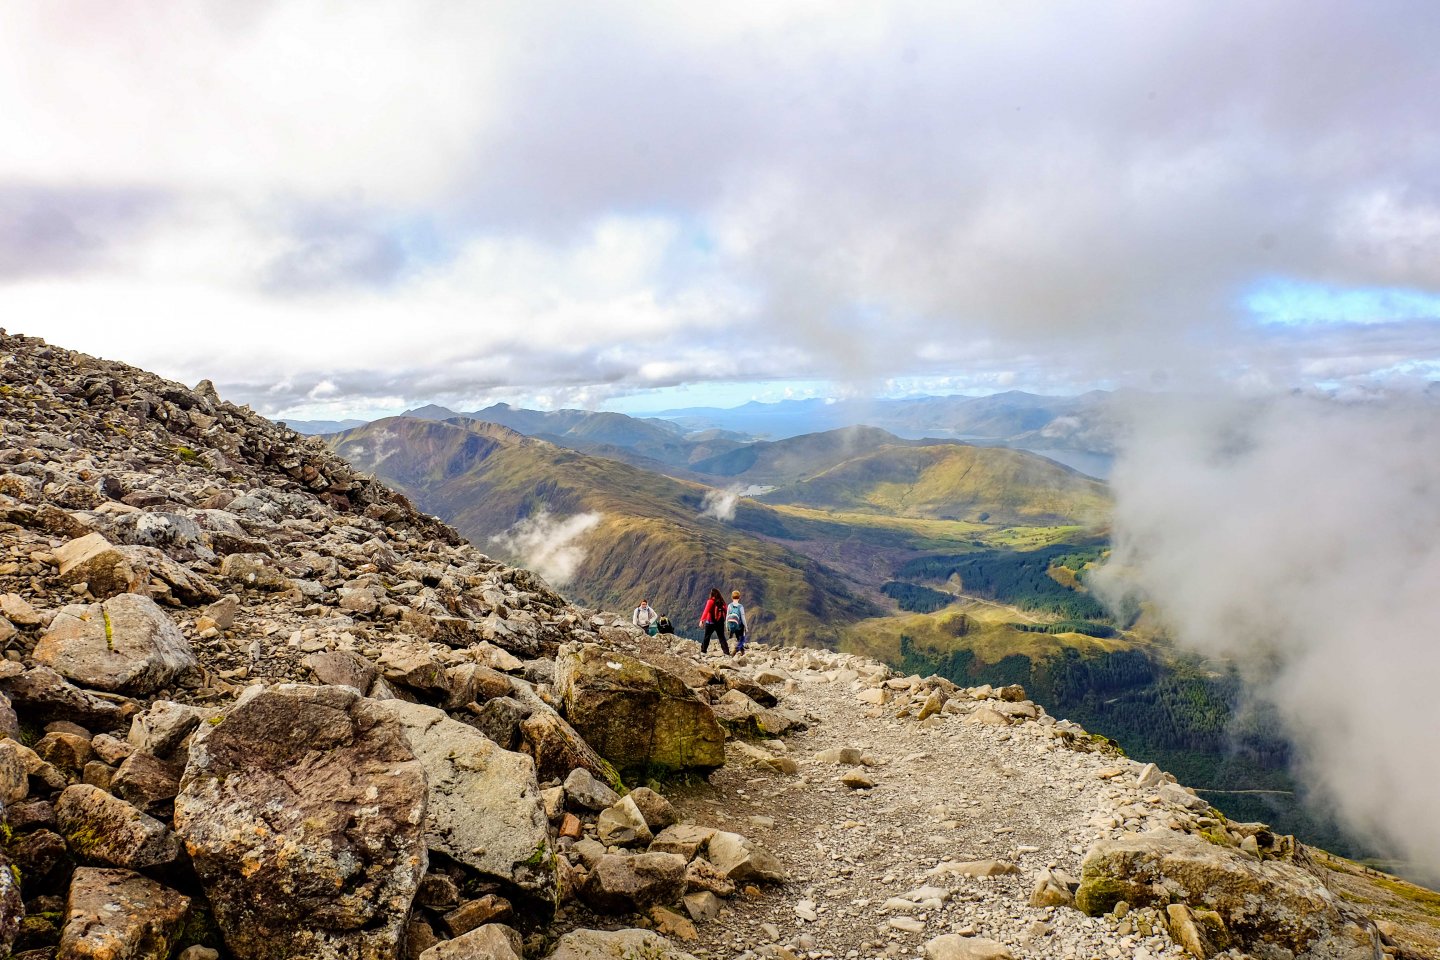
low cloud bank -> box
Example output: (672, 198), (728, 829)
(490, 510), (601, 586)
(1094, 393), (1440, 878)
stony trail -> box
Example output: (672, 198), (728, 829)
(613, 646), (1190, 960)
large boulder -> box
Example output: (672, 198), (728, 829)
(371, 700), (554, 903)
(34, 594), (199, 695)
(52, 533), (217, 605)
(174, 684), (428, 960)
(58, 867), (191, 960)
(1075, 829), (1380, 959)
(554, 644), (724, 775)
(547, 928), (698, 960)
(0, 665), (125, 730)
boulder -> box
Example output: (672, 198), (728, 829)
(704, 831), (787, 883)
(553, 643), (724, 775)
(420, 923), (523, 960)
(371, 700), (554, 902)
(519, 707), (618, 787)
(596, 796), (654, 848)
(111, 751), (182, 816)
(441, 896), (513, 937)
(627, 787), (677, 831)
(0, 666), (124, 730)
(649, 824), (716, 862)
(0, 740), (28, 805)
(547, 928), (698, 960)
(174, 684), (428, 960)
(1075, 829), (1380, 959)
(56, 784), (183, 871)
(466, 696), (532, 751)
(1029, 868), (1075, 908)
(53, 533), (148, 597)
(127, 700), (220, 764)
(580, 853), (688, 913)
(58, 867), (191, 960)
(924, 935), (1014, 960)
(562, 766), (618, 813)
(34, 594), (199, 695)
(218, 553), (292, 591)
(302, 651), (378, 694)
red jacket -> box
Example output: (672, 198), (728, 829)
(702, 597), (725, 623)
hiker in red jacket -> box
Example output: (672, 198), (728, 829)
(698, 587), (730, 656)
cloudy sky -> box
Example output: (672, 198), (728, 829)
(5, 1), (1440, 418)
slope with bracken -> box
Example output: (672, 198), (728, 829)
(330, 416), (878, 645)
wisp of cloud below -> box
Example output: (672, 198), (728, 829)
(489, 509), (602, 587)
(1094, 392), (1440, 880)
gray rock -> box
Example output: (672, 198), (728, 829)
(34, 594), (199, 695)
(649, 824), (716, 862)
(112, 750), (182, 816)
(0, 849), (18, 955)
(0, 665), (124, 730)
(58, 867), (191, 960)
(627, 787), (677, 831)
(580, 853), (688, 913)
(704, 831), (787, 883)
(174, 684), (428, 960)
(371, 699), (554, 901)
(302, 650), (378, 694)
(597, 795), (654, 848)
(564, 767), (620, 812)
(127, 700), (219, 763)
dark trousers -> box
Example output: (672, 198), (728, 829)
(701, 622), (730, 654)
(728, 624), (746, 651)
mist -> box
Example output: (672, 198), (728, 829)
(1094, 392), (1440, 877)
(489, 509), (602, 587)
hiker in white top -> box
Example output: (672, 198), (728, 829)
(725, 590), (749, 653)
(632, 599), (660, 635)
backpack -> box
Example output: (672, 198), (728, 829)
(726, 601), (743, 627)
(657, 616), (674, 634)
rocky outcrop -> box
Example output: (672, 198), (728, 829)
(1075, 829), (1380, 959)
(554, 643), (725, 775)
(174, 685), (428, 960)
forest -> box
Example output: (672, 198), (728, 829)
(897, 545), (1108, 620)
(881, 580), (956, 613)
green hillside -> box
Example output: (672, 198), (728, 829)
(330, 417), (877, 645)
(758, 442), (1110, 526)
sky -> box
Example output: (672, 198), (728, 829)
(4, 1), (1440, 419)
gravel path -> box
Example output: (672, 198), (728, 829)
(660, 646), (1191, 960)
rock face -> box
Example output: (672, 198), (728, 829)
(371, 699), (554, 903)
(34, 594), (199, 695)
(58, 867), (191, 960)
(1075, 829), (1379, 959)
(553, 643), (725, 775)
(174, 684), (428, 960)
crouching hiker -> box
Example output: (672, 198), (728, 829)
(633, 598), (660, 636)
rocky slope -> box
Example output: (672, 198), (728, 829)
(0, 328), (1426, 960)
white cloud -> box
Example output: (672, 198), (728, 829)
(1094, 392), (1440, 878)
(489, 510), (602, 587)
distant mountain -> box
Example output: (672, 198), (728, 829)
(689, 425), (910, 486)
(645, 391), (1119, 477)
(280, 417), (367, 435)
(329, 416), (879, 644)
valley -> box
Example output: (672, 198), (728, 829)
(323, 399), (1378, 870)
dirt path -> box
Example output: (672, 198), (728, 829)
(659, 646), (1190, 960)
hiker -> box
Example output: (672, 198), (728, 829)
(632, 598), (660, 636)
(698, 587), (730, 656)
(725, 590), (749, 653)
(656, 614), (675, 635)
